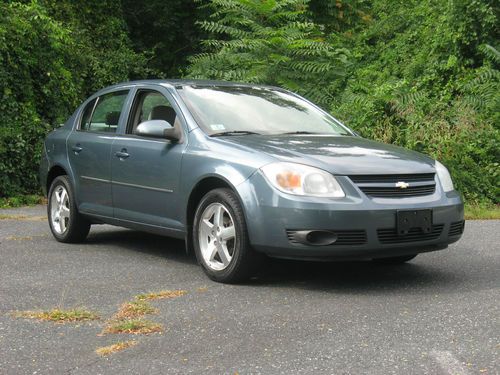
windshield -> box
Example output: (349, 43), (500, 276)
(177, 85), (352, 136)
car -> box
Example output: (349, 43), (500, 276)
(39, 80), (464, 283)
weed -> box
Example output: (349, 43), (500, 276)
(14, 308), (99, 323)
(135, 290), (187, 301)
(0, 214), (46, 221)
(113, 300), (158, 320)
(95, 340), (137, 356)
(102, 319), (163, 335)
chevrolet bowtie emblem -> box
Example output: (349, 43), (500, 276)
(395, 181), (410, 189)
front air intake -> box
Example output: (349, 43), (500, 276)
(286, 229), (367, 246)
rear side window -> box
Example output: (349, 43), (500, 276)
(80, 90), (129, 133)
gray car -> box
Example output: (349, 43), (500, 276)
(39, 80), (464, 283)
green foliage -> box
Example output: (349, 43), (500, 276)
(188, 0), (499, 204)
(122, 0), (202, 77)
(187, 0), (350, 106)
(309, 0), (370, 33)
(0, 194), (44, 209)
(0, 0), (498, 205)
(330, 0), (499, 204)
(0, 1), (147, 197)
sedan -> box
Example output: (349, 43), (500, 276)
(40, 80), (464, 283)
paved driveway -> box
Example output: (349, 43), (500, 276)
(0, 205), (498, 374)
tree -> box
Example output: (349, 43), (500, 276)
(187, 0), (350, 107)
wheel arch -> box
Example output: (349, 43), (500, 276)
(46, 165), (69, 194)
(185, 175), (246, 254)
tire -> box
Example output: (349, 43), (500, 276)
(47, 175), (90, 243)
(193, 188), (262, 283)
(372, 254), (417, 264)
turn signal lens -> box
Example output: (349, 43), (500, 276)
(435, 160), (454, 192)
(276, 171), (302, 189)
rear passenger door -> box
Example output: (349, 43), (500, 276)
(67, 90), (130, 217)
(111, 88), (186, 230)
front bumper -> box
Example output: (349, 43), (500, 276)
(237, 172), (464, 260)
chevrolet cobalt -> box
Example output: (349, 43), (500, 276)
(40, 80), (464, 283)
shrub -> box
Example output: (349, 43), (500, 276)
(0, 1), (147, 197)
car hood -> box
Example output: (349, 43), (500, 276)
(219, 135), (435, 175)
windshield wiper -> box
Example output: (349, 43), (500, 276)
(280, 131), (350, 136)
(279, 131), (320, 135)
(210, 130), (261, 137)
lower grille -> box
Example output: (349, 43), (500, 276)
(449, 221), (465, 236)
(377, 224), (444, 244)
(286, 229), (367, 246)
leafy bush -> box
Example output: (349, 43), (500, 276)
(0, 1), (146, 197)
(0, 0), (498, 206)
(332, 0), (499, 203)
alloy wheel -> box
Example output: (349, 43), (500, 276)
(198, 202), (236, 271)
(50, 185), (70, 234)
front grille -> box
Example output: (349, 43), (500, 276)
(286, 230), (367, 246)
(349, 173), (436, 198)
(449, 221), (465, 236)
(377, 224), (444, 244)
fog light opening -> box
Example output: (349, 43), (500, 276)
(293, 230), (338, 246)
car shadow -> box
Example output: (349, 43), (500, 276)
(84, 227), (466, 293)
(85, 227), (195, 266)
(250, 256), (465, 294)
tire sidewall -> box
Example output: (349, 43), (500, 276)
(193, 189), (247, 281)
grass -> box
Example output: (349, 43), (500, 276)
(95, 340), (137, 357)
(101, 319), (163, 335)
(5, 235), (33, 241)
(100, 290), (185, 336)
(0, 194), (45, 209)
(112, 300), (158, 320)
(13, 308), (99, 323)
(135, 290), (187, 301)
(0, 214), (46, 221)
(464, 204), (500, 220)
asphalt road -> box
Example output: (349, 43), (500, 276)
(0, 205), (498, 375)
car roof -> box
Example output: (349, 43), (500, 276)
(97, 79), (280, 94)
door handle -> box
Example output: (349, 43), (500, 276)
(115, 149), (130, 159)
(72, 145), (83, 154)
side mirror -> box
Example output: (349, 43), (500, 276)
(135, 120), (181, 141)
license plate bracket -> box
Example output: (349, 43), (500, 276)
(397, 209), (432, 236)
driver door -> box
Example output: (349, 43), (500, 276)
(111, 88), (186, 230)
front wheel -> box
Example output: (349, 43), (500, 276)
(48, 175), (90, 243)
(372, 254), (417, 264)
(193, 188), (262, 283)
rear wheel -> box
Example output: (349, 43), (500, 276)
(48, 175), (90, 243)
(372, 254), (417, 264)
(193, 188), (262, 283)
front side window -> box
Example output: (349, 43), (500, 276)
(80, 90), (129, 133)
(128, 90), (178, 134)
(177, 85), (351, 136)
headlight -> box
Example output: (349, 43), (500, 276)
(435, 160), (454, 192)
(260, 162), (345, 197)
